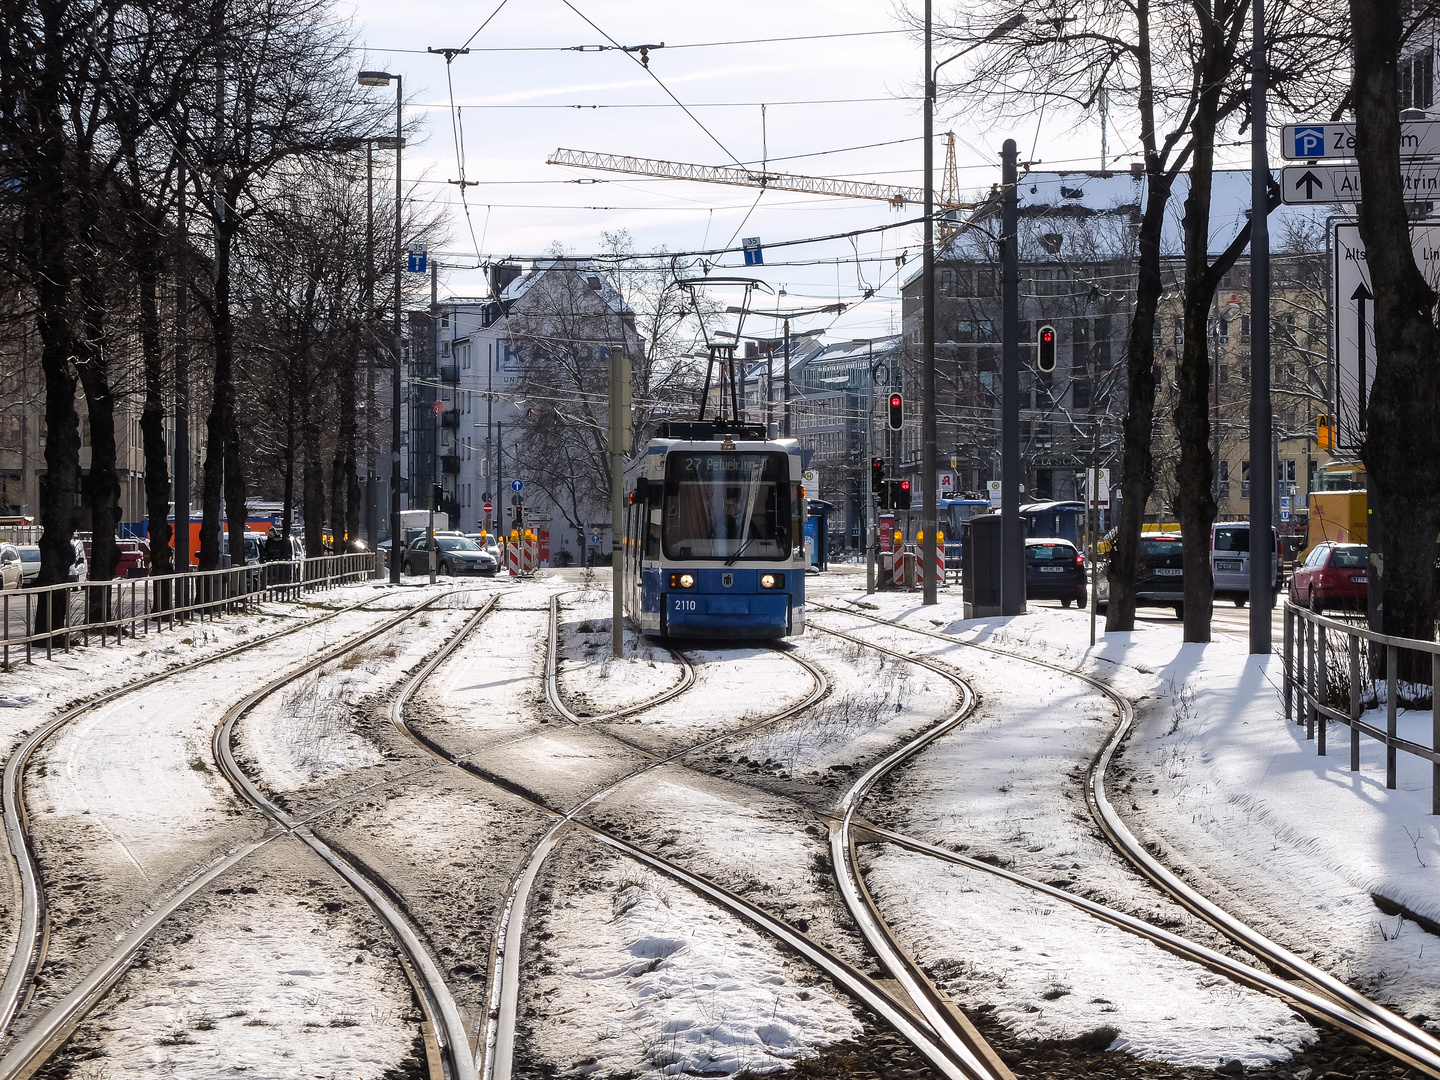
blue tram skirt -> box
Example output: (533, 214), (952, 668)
(664, 591), (791, 638)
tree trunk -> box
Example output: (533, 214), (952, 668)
(338, 347), (359, 551)
(74, 273), (121, 585)
(1174, 2), (1230, 644)
(199, 215), (233, 571)
(302, 412), (326, 558)
(1105, 166), (1172, 632)
(1350, 0), (1440, 646)
(137, 254), (173, 578)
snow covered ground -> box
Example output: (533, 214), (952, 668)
(811, 570), (1440, 1029)
(556, 590), (684, 717)
(519, 833), (862, 1078)
(43, 839), (422, 1077)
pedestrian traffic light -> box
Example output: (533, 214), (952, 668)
(1317, 414), (1333, 449)
(1037, 325), (1057, 373)
(896, 478), (912, 510)
(871, 457), (884, 492)
(430, 483), (443, 510)
(887, 392), (903, 431)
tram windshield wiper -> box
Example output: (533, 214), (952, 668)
(724, 536), (756, 567)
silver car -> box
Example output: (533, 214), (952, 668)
(1210, 522), (1280, 607)
(0, 544), (20, 590)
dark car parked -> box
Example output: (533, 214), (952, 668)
(1097, 533), (1186, 619)
(1025, 538), (1088, 607)
(403, 534), (498, 577)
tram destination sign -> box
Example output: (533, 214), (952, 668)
(1282, 121), (1440, 160)
(1280, 162), (1440, 204)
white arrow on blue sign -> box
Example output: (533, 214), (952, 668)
(510, 479), (524, 493)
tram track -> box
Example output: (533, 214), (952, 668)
(0, 588), (393, 1043)
(387, 590), (1012, 1080)
(810, 601), (1440, 1078)
(0, 587), (486, 1080)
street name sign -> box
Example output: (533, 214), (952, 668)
(1331, 222), (1440, 450)
(1281, 121), (1440, 160)
(1282, 162), (1440, 204)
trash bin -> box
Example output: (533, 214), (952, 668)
(962, 514), (1003, 618)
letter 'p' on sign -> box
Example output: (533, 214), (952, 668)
(1292, 126), (1325, 158)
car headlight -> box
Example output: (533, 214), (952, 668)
(669, 573), (695, 588)
(760, 573), (784, 589)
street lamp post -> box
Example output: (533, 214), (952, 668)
(359, 69), (403, 585)
(925, 12), (1027, 607)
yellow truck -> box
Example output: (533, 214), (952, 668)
(1307, 490), (1368, 548)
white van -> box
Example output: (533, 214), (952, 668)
(1210, 522), (1281, 607)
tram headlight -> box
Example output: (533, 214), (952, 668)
(669, 572), (695, 588)
(760, 573), (785, 590)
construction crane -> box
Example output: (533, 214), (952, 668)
(547, 134), (984, 238)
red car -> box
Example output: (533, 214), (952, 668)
(1289, 542), (1368, 613)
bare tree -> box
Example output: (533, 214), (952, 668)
(1349, 0), (1440, 644)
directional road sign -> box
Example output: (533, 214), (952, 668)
(1331, 222), (1440, 450)
(1282, 162), (1440, 204)
(1281, 121), (1440, 160)
(510, 478), (524, 493)
(742, 237), (763, 266)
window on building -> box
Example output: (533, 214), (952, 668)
(1072, 379), (1091, 410)
(1071, 318), (1091, 374)
(1274, 312), (1296, 345)
(975, 268), (998, 297)
(1240, 313), (1250, 343)
(957, 319), (998, 342)
(1403, 49), (1435, 110)
(939, 269), (955, 296)
(1220, 363), (1229, 385)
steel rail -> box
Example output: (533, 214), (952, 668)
(812, 601), (1440, 1075)
(0, 589), (474, 1078)
(0, 590), (385, 1042)
(860, 824), (1440, 1076)
(209, 590), (480, 1080)
(394, 616), (990, 1080)
(544, 593), (696, 725)
(806, 619), (1011, 1080)
(386, 593), (1011, 1080)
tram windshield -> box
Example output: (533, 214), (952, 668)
(663, 451), (793, 561)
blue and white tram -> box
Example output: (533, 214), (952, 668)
(623, 422), (806, 639)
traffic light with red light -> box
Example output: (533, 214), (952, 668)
(887, 392), (903, 431)
(896, 478), (912, 510)
(871, 457), (884, 493)
(1037, 324), (1057, 373)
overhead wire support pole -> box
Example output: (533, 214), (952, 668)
(1249, 0), (1273, 652)
(921, 0), (938, 605)
(1001, 139), (1024, 615)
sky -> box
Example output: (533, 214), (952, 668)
(339, 0), (1282, 343)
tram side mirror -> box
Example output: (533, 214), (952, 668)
(634, 477), (650, 503)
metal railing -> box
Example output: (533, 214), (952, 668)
(0, 553), (381, 669)
(1283, 602), (1440, 814)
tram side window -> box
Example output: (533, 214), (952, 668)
(663, 451), (793, 560)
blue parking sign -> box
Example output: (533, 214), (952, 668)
(1292, 126), (1325, 158)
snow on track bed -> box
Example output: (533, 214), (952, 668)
(16, 601), (434, 1023)
(860, 847), (1315, 1068)
(312, 768), (555, 1041)
(590, 645), (812, 756)
(236, 602), (477, 798)
(35, 838), (425, 1077)
(809, 610), (1215, 942)
(514, 831), (864, 1080)
(555, 590), (684, 717)
(585, 766), (872, 972)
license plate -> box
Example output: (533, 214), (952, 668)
(1154, 568), (1183, 576)
(1351, 575), (1367, 583)
(1039, 566), (1066, 573)
(1216, 560), (1240, 571)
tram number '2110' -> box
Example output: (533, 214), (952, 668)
(673, 599), (698, 611)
